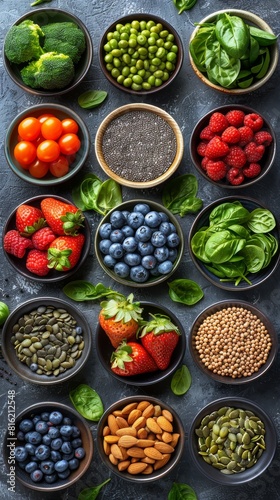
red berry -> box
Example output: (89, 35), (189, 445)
(225, 109), (245, 127)
(32, 227), (56, 250)
(201, 156), (210, 171)
(254, 130), (273, 147)
(206, 160), (227, 181)
(26, 249), (50, 276)
(243, 163), (262, 178)
(3, 230), (33, 258)
(224, 146), (247, 169)
(226, 167), (245, 185)
(244, 142), (265, 162)
(200, 126), (215, 141)
(209, 112), (229, 133)
(243, 113), (263, 131)
(197, 141), (208, 156)
(221, 126), (241, 144)
(238, 126), (254, 147)
(204, 136), (230, 159)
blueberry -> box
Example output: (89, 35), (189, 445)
(32, 415), (41, 425)
(26, 431), (42, 445)
(40, 460), (55, 475)
(50, 450), (62, 462)
(154, 246), (169, 262)
(71, 426), (81, 438)
(133, 203), (151, 215)
(18, 460), (29, 470)
(135, 225), (153, 242)
(150, 266), (161, 277)
(169, 222), (177, 233)
(61, 441), (73, 454)
(29, 363), (38, 372)
(44, 473), (58, 484)
(68, 458), (80, 470)
(110, 229), (125, 243)
(158, 260), (173, 274)
(151, 231), (167, 247)
(62, 451), (75, 461)
(30, 469), (43, 482)
(113, 262), (130, 278)
(121, 210), (130, 220)
(103, 254), (117, 269)
(122, 236), (138, 252)
(99, 222), (112, 239)
(19, 419), (34, 433)
(158, 211), (169, 222)
(49, 411), (63, 425)
(167, 232), (180, 248)
(141, 255), (157, 270)
(127, 211), (145, 229)
(15, 446), (28, 462)
(54, 459), (69, 473)
(124, 253), (141, 266)
(60, 425), (73, 438)
(62, 417), (73, 426)
(25, 461), (38, 474)
(40, 412), (50, 422)
(110, 210), (126, 228)
(121, 225), (134, 237)
(35, 421), (49, 434)
(99, 239), (112, 255)
(51, 438), (63, 450)
(24, 443), (36, 455)
(159, 221), (172, 236)
(35, 444), (50, 461)
(71, 438), (82, 449)
(138, 241), (154, 256)
(144, 211), (162, 228)
(75, 326), (83, 335)
(168, 248), (178, 262)
(109, 242), (124, 259)
(42, 434), (52, 446)
(130, 265), (150, 283)
(16, 431), (25, 441)
(48, 427), (60, 439)
(74, 447), (86, 459)
(57, 469), (71, 479)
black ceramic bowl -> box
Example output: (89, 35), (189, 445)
(189, 397), (277, 485)
(3, 8), (93, 96)
(1, 297), (91, 385)
(99, 13), (183, 95)
(188, 196), (280, 291)
(189, 300), (278, 384)
(3, 401), (94, 491)
(190, 104), (276, 189)
(96, 395), (185, 482)
(3, 195), (91, 283)
(96, 301), (186, 386)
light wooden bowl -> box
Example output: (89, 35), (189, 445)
(95, 103), (184, 189)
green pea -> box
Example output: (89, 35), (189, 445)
(156, 38), (164, 48)
(130, 28), (138, 36)
(160, 29), (169, 39)
(138, 69), (146, 78)
(142, 81), (152, 90)
(166, 61), (175, 71)
(123, 77), (132, 87)
(120, 26), (130, 34)
(113, 30), (120, 41)
(148, 75), (155, 86)
(151, 57), (161, 66)
(162, 71), (169, 81)
(164, 41), (173, 50)
(132, 74), (143, 85)
(137, 34), (147, 46)
(166, 34), (174, 42)
(131, 82), (142, 91)
(136, 59), (144, 70)
(117, 74), (125, 84)
(141, 29), (150, 38)
(132, 50), (139, 59)
(149, 64), (158, 72)
(144, 70), (151, 78)
(104, 42), (111, 53)
(146, 20), (156, 30)
(131, 20), (140, 31)
(122, 53), (131, 65)
(111, 67), (120, 78)
(130, 58), (137, 67)
(166, 51), (177, 62)
(118, 39), (128, 49)
(104, 53), (113, 63)
(139, 20), (147, 30)
(148, 45), (158, 54)
(150, 26), (160, 34)
(154, 77), (163, 87)
(106, 63), (114, 71)
(156, 47), (166, 59)
(143, 60), (150, 70)
(115, 23), (123, 32)
(128, 47), (135, 55)
(159, 62), (166, 70)
(109, 39), (118, 49)
(107, 32), (114, 41)
(138, 47), (148, 57)
(130, 66), (137, 74)
(153, 69), (164, 79)
(122, 66), (130, 77)
(113, 57), (122, 68)
(111, 48), (122, 57)
(120, 32), (129, 41)
(171, 45), (178, 53)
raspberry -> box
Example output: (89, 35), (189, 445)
(243, 163), (262, 178)
(226, 167), (245, 185)
(200, 126), (215, 141)
(206, 160), (227, 181)
(204, 136), (230, 159)
(209, 112), (229, 133)
(201, 156), (210, 171)
(238, 126), (254, 147)
(224, 146), (247, 169)
(197, 141), (208, 156)
(221, 126), (241, 144)
(244, 113), (263, 131)
(3, 230), (33, 258)
(32, 227), (56, 250)
(254, 130), (273, 147)
(244, 142), (265, 162)
(225, 109), (245, 127)
(26, 249), (50, 276)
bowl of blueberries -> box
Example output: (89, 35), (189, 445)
(94, 199), (184, 287)
(3, 402), (94, 491)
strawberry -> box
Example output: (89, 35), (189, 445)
(254, 131), (273, 147)
(209, 112), (229, 133)
(4, 230), (33, 258)
(40, 197), (84, 235)
(138, 314), (180, 370)
(244, 142), (265, 162)
(243, 163), (261, 178)
(226, 167), (245, 186)
(204, 136), (230, 159)
(238, 126), (254, 147)
(224, 146), (247, 169)
(47, 233), (85, 271)
(206, 160), (227, 181)
(243, 113), (263, 131)
(99, 293), (143, 348)
(110, 341), (158, 376)
(15, 204), (45, 235)
(32, 227), (56, 250)
(26, 249), (50, 276)
(221, 126), (241, 144)
(225, 109), (245, 127)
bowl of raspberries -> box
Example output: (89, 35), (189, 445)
(190, 105), (276, 188)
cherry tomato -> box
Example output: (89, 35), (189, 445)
(49, 155), (70, 178)
(66, 154), (76, 165)
(61, 118), (79, 135)
(58, 133), (81, 155)
(28, 159), (49, 178)
(14, 141), (37, 166)
(41, 117), (63, 140)
(37, 140), (60, 162)
(37, 113), (55, 124)
(18, 117), (41, 142)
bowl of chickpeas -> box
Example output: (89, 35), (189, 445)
(189, 300), (278, 384)
(99, 13), (184, 94)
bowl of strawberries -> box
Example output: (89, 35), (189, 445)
(96, 292), (186, 386)
(190, 104), (276, 188)
(3, 195), (91, 282)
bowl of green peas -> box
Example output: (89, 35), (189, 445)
(99, 13), (184, 94)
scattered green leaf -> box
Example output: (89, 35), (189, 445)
(162, 174), (202, 217)
(78, 478), (111, 500)
(78, 90), (107, 109)
(69, 384), (104, 421)
(63, 281), (122, 302)
(171, 365), (192, 395)
(31, 0), (53, 5)
(173, 0), (197, 15)
(0, 301), (10, 326)
(72, 173), (122, 215)
(168, 482), (197, 500)
(168, 279), (204, 305)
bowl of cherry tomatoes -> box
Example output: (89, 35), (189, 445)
(4, 103), (90, 186)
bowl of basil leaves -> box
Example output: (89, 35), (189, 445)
(189, 9), (279, 94)
(188, 196), (280, 290)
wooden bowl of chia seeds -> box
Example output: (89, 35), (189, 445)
(95, 103), (184, 188)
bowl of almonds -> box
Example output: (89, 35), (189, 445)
(96, 395), (184, 482)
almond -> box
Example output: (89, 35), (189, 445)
(142, 403), (155, 418)
(137, 428), (148, 439)
(109, 453), (119, 465)
(132, 416), (146, 430)
(146, 417), (162, 434)
(127, 462), (148, 475)
(162, 409), (173, 422)
(141, 456), (155, 464)
(127, 447), (146, 458)
(118, 460), (130, 472)
(121, 402), (138, 415)
(115, 416), (128, 428)
(102, 425), (110, 437)
(162, 431), (173, 443)
(157, 415), (173, 433)
(144, 447), (163, 460)
(137, 400), (152, 412)
(136, 439), (155, 448)
(116, 427), (137, 437)
(154, 441), (175, 453)
(103, 439), (111, 456)
(154, 405), (162, 417)
(119, 446), (129, 460)
(110, 443), (124, 460)
(153, 453), (171, 470)
(104, 435), (120, 444)
(142, 465), (154, 474)
(108, 414), (120, 435)
(170, 433), (180, 447)
(118, 435), (138, 448)
(112, 410), (123, 417)
(127, 409), (142, 425)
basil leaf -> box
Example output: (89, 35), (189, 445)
(78, 90), (107, 109)
(69, 384), (104, 421)
(179, 196), (203, 216)
(171, 365), (192, 395)
(168, 279), (204, 305)
(162, 174), (202, 217)
(63, 281), (118, 301)
(215, 14), (250, 59)
(168, 482), (197, 500)
(78, 479), (111, 500)
(0, 301), (9, 325)
(96, 179), (122, 215)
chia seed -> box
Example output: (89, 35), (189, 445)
(101, 110), (177, 182)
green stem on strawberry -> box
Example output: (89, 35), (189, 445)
(60, 210), (84, 235)
(100, 293), (143, 323)
(110, 341), (134, 370)
(138, 313), (180, 337)
(48, 247), (72, 270)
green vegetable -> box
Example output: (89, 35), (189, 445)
(168, 279), (204, 305)
(0, 301), (10, 326)
(171, 365), (192, 395)
(72, 174), (122, 215)
(249, 26), (278, 46)
(162, 174), (203, 217)
(42, 22), (86, 64)
(168, 482), (197, 500)
(215, 14), (250, 59)
(63, 281), (121, 302)
(78, 90), (108, 109)
(69, 384), (104, 421)
(4, 19), (44, 64)
(20, 51), (75, 90)
(173, 0), (197, 15)
(31, 0), (53, 6)
(78, 479), (111, 500)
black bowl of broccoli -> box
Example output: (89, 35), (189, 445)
(3, 8), (93, 96)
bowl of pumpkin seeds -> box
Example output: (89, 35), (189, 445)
(189, 397), (277, 484)
(1, 297), (92, 385)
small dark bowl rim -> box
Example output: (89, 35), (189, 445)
(189, 104), (276, 189)
(94, 199), (185, 288)
(188, 195), (280, 291)
(189, 396), (277, 485)
(1, 296), (92, 385)
(96, 395), (185, 482)
(3, 401), (94, 491)
(96, 300), (186, 386)
(189, 299), (278, 385)
(4, 103), (90, 186)
(3, 194), (91, 283)
(99, 12), (184, 95)
(3, 8), (93, 96)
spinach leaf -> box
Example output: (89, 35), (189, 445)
(205, 230), (246, 263)
(78, 90), (107, 109)
(209, 201), (249, 227)
(168, 279), (204, 305)
(173, 0), (197, 14)
(0, 301), (9, 325)
(247, 208), (276, 233)
(168, 482), (197, 500)
(179, 197), (203, 216)
(205, 38), (241, 88)
(189, 27), (215, 71)
(69, 384), (104, 421)
(239, 245), (265, 273)
(63, 281), (120, 301)
(162, 174), (202, 217)
(215, 14), (249, 59)
(72, 174), (122, 215)
(31, 0), (52, 5)
(255, 47), (270, 79)
(171, 365), (192, 395)
(249, 26), (278, 46)
(191, 230), (212, 263)
(78, 479), (111, 500)
(96, 179), (122, 215)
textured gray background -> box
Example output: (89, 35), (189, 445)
(0, 0), (280, 499)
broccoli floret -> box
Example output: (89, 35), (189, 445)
(20, 52), (75, 90)
(42, 22), (86, 64)
(4, 19), (44, 64)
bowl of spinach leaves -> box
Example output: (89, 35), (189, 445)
(189, 196), (280, 290)
(189, 9), (279, 94)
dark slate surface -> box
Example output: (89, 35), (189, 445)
(0, 1), (280, 499)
